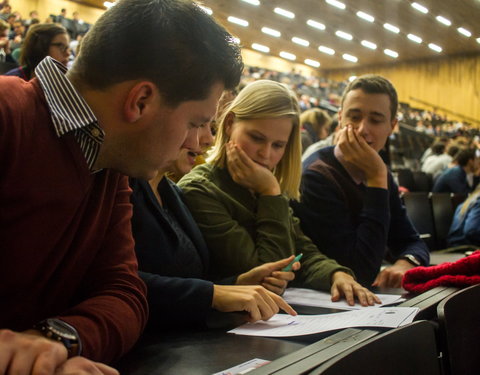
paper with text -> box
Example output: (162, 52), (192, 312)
(283, 288), (405, 310)
(229, 307), (419, 337)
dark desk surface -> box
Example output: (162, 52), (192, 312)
(115, 286), (458, 375)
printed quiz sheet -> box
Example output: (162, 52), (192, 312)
(229, 307), (419, 337)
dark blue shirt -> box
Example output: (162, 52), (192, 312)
(292, 146), (429, 285)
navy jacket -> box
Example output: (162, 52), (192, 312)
(292, 146), (429, 285)
(130, 178), (214, 330)
(433, 166), (477, 194)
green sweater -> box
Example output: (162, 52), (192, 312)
(178, 163), (354, 291)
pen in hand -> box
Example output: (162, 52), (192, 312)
(282, 253), (303, 272)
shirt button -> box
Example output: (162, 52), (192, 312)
(91, 128), (101, 137)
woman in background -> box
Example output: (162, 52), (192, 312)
(300, 107), (332, 152)
(4, 23), (70, 80)
(448, 184), (480, 247)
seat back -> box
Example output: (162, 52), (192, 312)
(437, 284), (480, 375)
(402, 192), (435, 250)
(309, 321), (441, 375)
(431, 192), (454, 249)
(412, 171), (433, 192)
(397, 169), (415, 191)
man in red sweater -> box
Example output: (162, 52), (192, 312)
(0, 0), (243, 374)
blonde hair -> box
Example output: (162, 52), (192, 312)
(208, 79), (302, 200)
(300, 108), (332, 137)
(459, 186), (480, 218)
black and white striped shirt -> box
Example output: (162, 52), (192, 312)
(36, 57), (104, 172)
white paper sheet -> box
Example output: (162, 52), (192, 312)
(229, 307), (419, 337)
(283, 288), (405, 310)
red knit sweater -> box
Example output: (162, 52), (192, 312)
(0, 76), (148, 363)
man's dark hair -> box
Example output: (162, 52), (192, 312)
(69, 0), (243, 107)
(454, 148), (476, 167)
(431, 142), (446, 155)
(341, 74), (398, 121)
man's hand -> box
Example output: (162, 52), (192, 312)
(212, 285), (296, 322)
(226, 142), (281, 196)
(372, 259), (415, 288)
(337, 125), (388, 188)
(331, 271), (381, 306)
(236, 256), (301, 295)
(0, 329), (67, 375)
(54, 357), (119, 375)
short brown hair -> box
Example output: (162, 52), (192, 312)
(341, 74), (398, 121)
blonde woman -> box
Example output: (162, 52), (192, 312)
(300, 107), (332, 152)
(448, 185), (480, 246)
(179, 80), (379, 306)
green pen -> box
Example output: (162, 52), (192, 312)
(282, 253), (303, 272)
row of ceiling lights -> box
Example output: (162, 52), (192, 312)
(199, 0), (479, 68)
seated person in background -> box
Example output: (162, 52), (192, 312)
(421, 141), (446, 177)
(300, 108), (332, 152)
(433, 148), (479, 194)
(292, 75), (429, 288)
(0, 0), (243, 373)
(179, 80), (380, 306)
(4, 23), (70, 80)
(130, 121), (297, 329)
(447, 184), (480, 246)
(302, 116), (339, 161)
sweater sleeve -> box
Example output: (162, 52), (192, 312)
(57, 176), (148, 363)
(139, 271), (214, 330)
(292, 168), (390, 285)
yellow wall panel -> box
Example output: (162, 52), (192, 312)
(324, 54), (480, 125)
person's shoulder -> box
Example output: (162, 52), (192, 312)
(302, 145), (334, 169)
(178, 163), (217, 189)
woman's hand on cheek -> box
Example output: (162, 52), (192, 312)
(226, 142), (281, 196)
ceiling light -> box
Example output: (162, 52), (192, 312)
(457, 27), (472, 37)
(361, 40), (377, 49)
(292, 37), (310, 47)
(304, 59), (320, 68)
(411, 2), (428, 14)
(274, 7), (295, 19)
(356, 11), (374, 23)
(251, 43), (269, 53)
(307, 19), (326, 30)
(198, 5), (212, 15)
(384, 49), (398, 58)
(477, 38), (480, 44)
(325, 0), (346, 10)
(104, 1), (115, 8)
(428, 43), (442, 52)
(436, 16), (451, 26)
(227, 16), (248, 27)
(348, 75), (357, 82)
(241, 0), (260, 5)
(335, 30), (353, 40)
(261, 27), (281, 37)
(342, 54), (358, 63)
(407, 34), (422, 43)
(383, 23), (400, 34)
(280, 51), (296, 61)
(318, 45), (335, 55)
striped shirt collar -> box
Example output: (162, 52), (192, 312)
(36, 57), (104, 171)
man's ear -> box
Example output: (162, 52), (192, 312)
(390, 118), (398, 135)
(224, 112), (235, 137)
(123, 81), (157, 123)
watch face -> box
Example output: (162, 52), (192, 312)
(47, 319), (77, 340)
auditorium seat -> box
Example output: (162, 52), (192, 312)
(401, 192), (435, 250)
(437, 284), (480, 375)
(308, 321), (441, 375)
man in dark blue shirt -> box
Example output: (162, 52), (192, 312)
(292, 75), (429, 288)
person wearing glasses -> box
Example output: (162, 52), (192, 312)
(4, 23), (70, 80)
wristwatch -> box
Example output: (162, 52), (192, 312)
(400, 254), (421, 267)
(34, 318), (82, 357)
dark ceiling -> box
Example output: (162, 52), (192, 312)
(81, 0), (480, 71)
